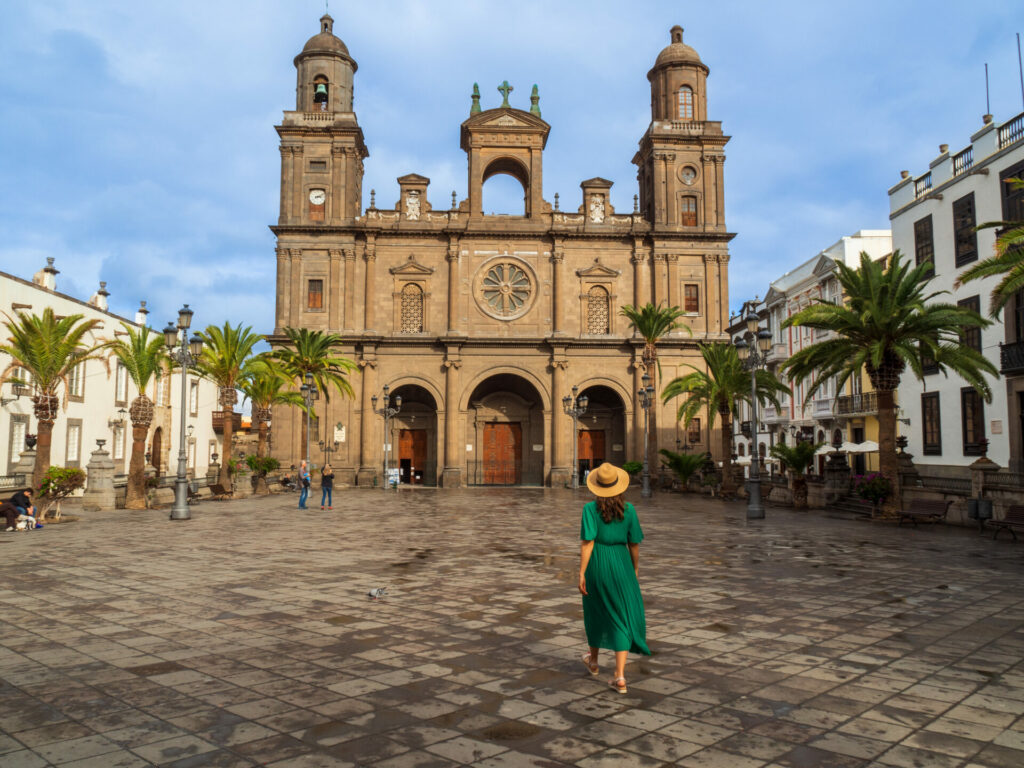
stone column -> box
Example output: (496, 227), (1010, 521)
(631, 357), (646, 464)
(279, 146), (292, 224)
(343, 248), (356, 330)
(442, 354), (462, 487)
(664, 153), (676, 226)
(289, 249), (303, 328)
(81, 442), (116, 511)
(363, 241), (376, 332)
(667, 254), (680, 313)
(291, 146), (305, 221)
(274, 246), (288, 334)
(550, 355), (570, 487)
(551, 250), (566, 336)
(328, 249), (342, 330)
(446, 242), (460, 335)
(357, 357), (377, 486)
(331, 146), (346, 223)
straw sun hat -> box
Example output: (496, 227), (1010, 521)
(586, 462), (630, 497)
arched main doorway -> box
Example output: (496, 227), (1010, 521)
(390, 384), (439, 486)
(467, 373), (545, 486)
(576, 385), (628, 481)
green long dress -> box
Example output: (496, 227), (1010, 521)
(580, 501), (651, 655)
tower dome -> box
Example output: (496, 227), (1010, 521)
(650, 26), (707, 76)
(292, 14), (357, 113)
(299, 14), (354, 60)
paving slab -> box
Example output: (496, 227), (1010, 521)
(2, 488), (1024, 767)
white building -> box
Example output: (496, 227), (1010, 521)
(891, 112), (1024, 472)
(0, 259), (223, 482)
(731, 230), (892, 475)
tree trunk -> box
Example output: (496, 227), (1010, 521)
(125, 424), (148, 509)
(218, 388), (236, 489)
(719, 408), (734, 494)
(645, 345), (658, 485)
(791, 474), (808, 509)
(255, 418), (269, 495)
(31, 393), (59, 493)
(876, 388), (900, 515)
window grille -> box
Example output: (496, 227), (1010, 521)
(677, 87), (694, 120)
(400, 283), (424, 333)
(586, 286), (610, 334)
(680, 196), (697, 226)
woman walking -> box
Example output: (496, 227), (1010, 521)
(320, 465), (334, 510)
(579, 462), (650, 694)
(298, 460), (310, 509)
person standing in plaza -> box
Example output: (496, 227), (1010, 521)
(320, 464), (334, 510)
(579, 462), (650, 694)
(298, 460), (310, 509)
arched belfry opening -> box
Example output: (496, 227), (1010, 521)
(460, 88), (550, 218)
(481, 156), (530, 215)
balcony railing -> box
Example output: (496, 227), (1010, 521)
(1002, 340), (1024, 375)
(952, 146), (973, 175)
(914, 173), (932, 198)
(212, 410), (242, 434)
(836, 392), (878, 415)
(999, 112), (1024, 149)
(812, 397), (834, 416)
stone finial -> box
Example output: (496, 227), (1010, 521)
(983, 114), (993, 124)
(470, 83), (481, 115)
(369, 189), (376, 209)
(497, 80), (513, 108)
(554, 192), (559, 211)
(451, 190), (457, 209)
(900, 170), (910, 179)
(530, 84), (541, 117)
(89, 281), (110, 311)
(670, 25), (683, 44)
(320, 13), (333, 34)
(939, 144), (948, 154)
(135, 300), (149, 327)
(34, 257), (59, 290)
(633, 194), (639, 212)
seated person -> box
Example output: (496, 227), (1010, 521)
(280, 473), (295, 490)
(9, 488), (35, 518)
(1, 501), (36, 531)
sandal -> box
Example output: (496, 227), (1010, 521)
(581, 652), (598, 676)
(608, 676), (627, 694)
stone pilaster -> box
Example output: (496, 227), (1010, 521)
(442, 351), (463, 487)
(357, 354), (377, 486)
(550, 353), (570, 487)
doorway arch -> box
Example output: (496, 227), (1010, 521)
(466, 373), (546, 485)
(576, 384), (628, 481)
(389, 383), (439, 486)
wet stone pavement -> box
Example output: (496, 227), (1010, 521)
(2, 489), (1024, 768)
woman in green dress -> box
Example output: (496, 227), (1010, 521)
(579, 462), (651, 694)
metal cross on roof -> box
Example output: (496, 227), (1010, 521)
(497, 80), (513, 108)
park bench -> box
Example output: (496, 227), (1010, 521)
(897, 498), (951, 527)
(208, 484), (233, 500)
(987, 505), (1024, 541)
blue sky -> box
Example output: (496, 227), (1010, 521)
(1, 1), (1022, 332)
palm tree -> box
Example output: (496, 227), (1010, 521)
(271, 328), (357, 461)
(769, 440), (824, 510)
(658, 449), (705, 492)
(783, 250), (996, 511)
(0, 309), (112, 489)
(110, 324), (167, 509)
(662, 343), (789, 496)
(239, 356), (306, 494)
(620, 303), (689, 473)
(195, 323), (264, 488)
(956, 177), (1024, 316)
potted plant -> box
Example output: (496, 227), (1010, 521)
(658, 450), (704, 493)
(245, 455), (280, 495)
(853, 473), (893, 518)
(622, 461), (643, 482)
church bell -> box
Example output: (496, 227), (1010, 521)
(313, 83), (328, 103)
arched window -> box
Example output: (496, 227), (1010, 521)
(738, 444), (745, 456)
(681, 196), (698, 226)
(586, 285), (610, 334)
(400, 283), (423, 333)
(313, 76), (329, 111)
(677, 87), (694, 120)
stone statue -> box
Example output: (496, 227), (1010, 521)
(588, 195), (605, 224)
(406, 191), (420, 221)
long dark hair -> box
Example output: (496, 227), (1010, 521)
(597, 494), (625, 523)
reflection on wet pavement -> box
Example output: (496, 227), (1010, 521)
(0, 487), (1023, 766)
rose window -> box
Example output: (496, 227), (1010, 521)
(480, 262), (532, 318)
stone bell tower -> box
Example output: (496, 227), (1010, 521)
(276, 13), (367, 227)
(634, 26), (728, 233)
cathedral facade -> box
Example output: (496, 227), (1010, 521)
(270, 17), (733, 487)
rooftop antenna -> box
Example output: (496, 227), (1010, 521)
(985, 63), (991, 116)
(1018, 33), (1023, 110)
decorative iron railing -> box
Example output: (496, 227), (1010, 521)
(836, 392), (878, 415)
(999, 112), (1024, 149)
(952, 146), (973, 175)
(1001, 340), (1024, 375)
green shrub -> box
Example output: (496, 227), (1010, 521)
(623, 461), (643, 476)
(658, 450), (704, 489)
(38, 466), (85, 499)
(245, 455), (280, 476)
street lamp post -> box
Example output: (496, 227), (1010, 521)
(561, 386), (589, 489)
(299, 372), (318, 469)
(371, 385), (401, 488)
(637, 373), (655, 499)
(732, 302), (773, 520)
(318, 424), (341, 466)
(163, 305), (203, 521)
